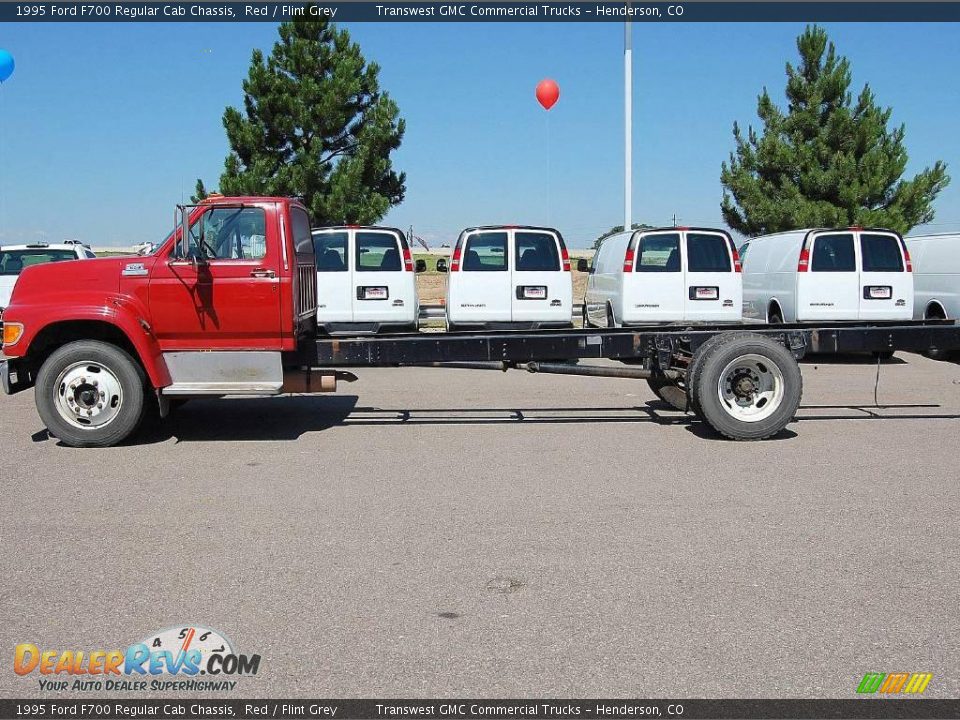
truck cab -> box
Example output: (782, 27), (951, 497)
(1, 196), (319, 447)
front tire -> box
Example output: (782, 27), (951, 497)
(35, 341), (146, 448)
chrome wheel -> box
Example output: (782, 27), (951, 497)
(54, 361), (124, 430)
(716, 353), (784, 423)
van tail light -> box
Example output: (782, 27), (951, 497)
(900, 240), (913, 272)
(623, 248), (635, 272)
(561, 246), (570, 272)
(402, 245), (413, 272)
(797, 247), (810, 272)
(451, 246), (462, 272)
(725, 236), (742, 272)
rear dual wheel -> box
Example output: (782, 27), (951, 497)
(688, 333), (802, 441)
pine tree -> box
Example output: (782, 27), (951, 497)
(721, 25), (948, 236)
(200, 11), (405, 224)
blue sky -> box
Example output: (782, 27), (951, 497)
(1, 21), (959, 248)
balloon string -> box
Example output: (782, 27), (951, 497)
(546, 112), (551, 223)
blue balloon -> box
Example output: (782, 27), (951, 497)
(0, 49), (15, 83)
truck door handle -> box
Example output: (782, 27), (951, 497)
(250, 268), (276, 278)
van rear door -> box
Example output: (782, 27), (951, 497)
(449, 230), (512, 323)
(313, 229), (352, 323)
(858, 231), (913, 320)
(511, 229), (570, 323)
(351, 229), (413, 324)
(623, 231), (684, 322)
(683, 231), (740, 321)
(796, 231), (858, 320)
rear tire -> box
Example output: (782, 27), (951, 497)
(606, 304), (617, 329)
(686, 331), (756, 417)
(693, 333), (802, 441)
(768, 308), (783, 325)
(647, 376), (688, 412)
(35, 340), (145, 448)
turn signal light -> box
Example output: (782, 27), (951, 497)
(2, 322), (24, 347)
(797, 248), (810, 272)
(623, 248), (635, 272)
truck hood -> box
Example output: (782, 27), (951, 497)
(7, 257), (124, 309)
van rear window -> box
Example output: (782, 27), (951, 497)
(811, 233), (856, 272)
(0, 249), (78, 275)
(357, 232), (402, 272)
(861, 233), (904, 272)
(314, 232), (348, 272)
(463, 232), (508, 271)
(515, 232), (560, 271)
(636, 233), (680, 272)
(687, 233), (732, 272)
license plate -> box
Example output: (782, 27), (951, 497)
(359, 286), (388, 300)
(519, 286), (547, 300)
(690, 286), (719, 301)
(865, 286), (892, 299)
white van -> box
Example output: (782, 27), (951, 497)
(1, 242), (94, 313)
(741, 227), (913, 323)
(904, 233), (960, 321)
(312, 226), (421, 334)
(582, 227), (742, 327)
(443, 225), (573, 330)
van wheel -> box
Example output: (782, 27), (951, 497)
(768, 308), (783, 325)
(581, 305), (591, 328)
(606, 305), (617, 328)
(35, 340), (146, 448)
(647, 376), (688, 412)
(692, 333), (802, 441)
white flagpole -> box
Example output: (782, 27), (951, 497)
(624, 20), (633, 231)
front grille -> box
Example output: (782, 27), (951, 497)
(297, 263), (317, 316)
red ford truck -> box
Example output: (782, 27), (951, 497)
(3, 195), (959, 447)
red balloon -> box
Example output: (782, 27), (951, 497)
(536, 79), (560, 110)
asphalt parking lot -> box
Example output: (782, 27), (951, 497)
(1, 352), (959, 699)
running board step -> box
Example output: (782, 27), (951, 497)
(162, 382), (283, 396)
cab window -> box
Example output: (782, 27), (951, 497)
(356, 232), (402, 272)
(811, 233), (856, 272)
(463, 232), (507, 271)
(314, 232), (348, 272)
(515, 232), (560, 271)
(290, 208), (313, 256)
(188, 207), (266, 260)
(861, 233), (904, 272)
(636, 233), (681, 272)
(687, 233), (732, 272)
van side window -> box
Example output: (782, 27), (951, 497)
(861, 233), (904, 272)
(636, 233), (681, 272)
(811, 233), (856, 272)
(314, 231), (348, 272)
(463, 232), (507, 271)
(687, 233), (731, 272)
(515, 232), (560, 271)
(357, 232), (402, 272)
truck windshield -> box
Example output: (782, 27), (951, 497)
(0, 249), (79, 275)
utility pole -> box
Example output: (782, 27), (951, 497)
(624, 19), (633, 232)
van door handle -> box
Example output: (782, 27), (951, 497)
(250, 268), (276, 278)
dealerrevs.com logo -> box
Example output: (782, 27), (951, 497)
(14, 626), (261, 692)
(856, 672), (933, 695)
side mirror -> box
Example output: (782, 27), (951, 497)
(415, 258), (427, 273)
(576, 258), (589, 272)
(174, 205), (189, 260)
(436, 258), (448, 273)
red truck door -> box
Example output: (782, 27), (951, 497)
(148, 203), (284, 350)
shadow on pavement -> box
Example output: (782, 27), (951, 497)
(34, 396), (959, 446)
